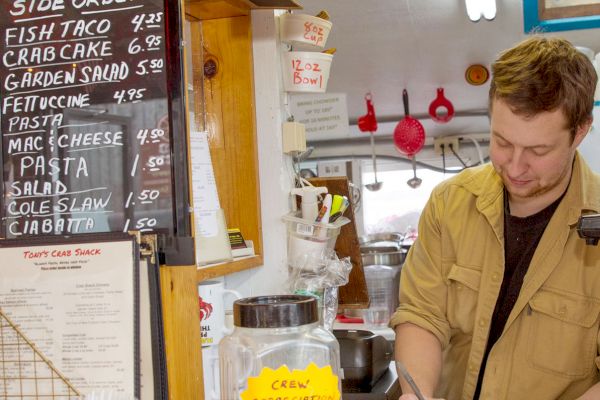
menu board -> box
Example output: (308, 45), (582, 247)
(0, 0), (190, 242)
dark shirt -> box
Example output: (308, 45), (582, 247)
(473, 189), (564, 399)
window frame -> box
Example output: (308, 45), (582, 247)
(523, 0), (600, 32)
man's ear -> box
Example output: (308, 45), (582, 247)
(574, 118), (593, 147)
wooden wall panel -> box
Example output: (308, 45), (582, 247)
(160, 266), (203, 399)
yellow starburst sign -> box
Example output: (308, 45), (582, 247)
(241, 362), (340, 400)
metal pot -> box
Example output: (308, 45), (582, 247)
(360, 232), (408, 266)
(360, 232), (412, 254)
(359, 232), (404, 246)
(361, 249), (406, 267)
(343, 234), (407, 320)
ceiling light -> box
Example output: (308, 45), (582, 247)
(466, 0), (496, 22)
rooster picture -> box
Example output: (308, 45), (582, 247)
(199, 296), (213, 321)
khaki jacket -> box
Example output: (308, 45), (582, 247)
(390, 153), (600, 400)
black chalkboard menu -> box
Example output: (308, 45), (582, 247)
(0, 0), (192, 261)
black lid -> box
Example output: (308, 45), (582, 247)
(234, 295), (318, 328)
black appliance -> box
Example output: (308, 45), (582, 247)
(334, 329), (401, 399)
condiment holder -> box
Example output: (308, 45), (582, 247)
(282, 212), (349, 270)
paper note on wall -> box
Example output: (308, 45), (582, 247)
(290, 93), (350, 141)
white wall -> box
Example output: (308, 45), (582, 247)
(579, 105), (600, 173)
(224, 11), (294, 296)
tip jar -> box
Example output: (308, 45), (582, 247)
(219, 295), (341, 399)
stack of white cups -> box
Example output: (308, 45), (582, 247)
(198, 280), (241, 400)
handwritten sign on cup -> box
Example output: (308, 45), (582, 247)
(282, 52), (333, 93)
(279, 14), (332, 49)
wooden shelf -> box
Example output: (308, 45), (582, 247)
(185, 0), (300, 20)
(197, 255), (264, 281)
(186, 15), (263, 281)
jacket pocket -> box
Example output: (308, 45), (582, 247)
(446, 264), (482, 334)
(527, 289), (600, 378)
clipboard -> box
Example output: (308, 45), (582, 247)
(0, 232), (168, 399)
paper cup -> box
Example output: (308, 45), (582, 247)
(279, 13), (332, 48)
(281, 51), (333, 93)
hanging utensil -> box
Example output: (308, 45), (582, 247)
(365, 132), (382, 191)
(393, 89), (425, 157)
(358, 93), (382, 191)
(407, 156), (422, 189)
(393, 89), (426, 189)
(428, 87), (455, 123)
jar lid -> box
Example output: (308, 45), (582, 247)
(234, 295), (318, 328)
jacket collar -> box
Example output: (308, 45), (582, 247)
(564, 152), (600, 224)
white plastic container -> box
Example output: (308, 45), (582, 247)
(282, 212), (349, 270)
(219, 295), (341, 399)
(281, 51), (333, 93)
(279, 13), (333, 48)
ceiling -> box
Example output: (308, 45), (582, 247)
(293, 0), (600, 148)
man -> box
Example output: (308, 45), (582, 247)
(391, 36), (600, 400)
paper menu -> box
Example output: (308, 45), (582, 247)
(0, 240), (137, 398)
(189, 131), (221, 237)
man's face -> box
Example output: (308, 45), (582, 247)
(489, 99), (587, 205)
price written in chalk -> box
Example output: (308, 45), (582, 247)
(113, 88), (146, 104)
(125, 190), (160, 208)
(128, 35), (162, 55)
(136, 128), (165, 145)
(131, 12), (163, 32)
(135, 58), (164, 75)
(122, 216), (158, 232)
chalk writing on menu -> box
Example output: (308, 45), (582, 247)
(0, 0), (175, 238)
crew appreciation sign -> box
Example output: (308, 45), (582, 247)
(0, 0), (178, 238)
(241, 363), (340, 400)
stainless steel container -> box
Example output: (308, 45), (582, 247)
(344, 233), (407, 319)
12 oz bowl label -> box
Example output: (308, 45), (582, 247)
(241, 362), (340, 400)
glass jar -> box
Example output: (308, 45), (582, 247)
(219, 295), (341, 399)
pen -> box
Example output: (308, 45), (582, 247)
(315, 194), (332, 223)
(396, 360), (426, 400)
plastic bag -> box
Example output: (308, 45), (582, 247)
(287, 249), (352, 330)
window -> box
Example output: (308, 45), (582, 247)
(362, 168), (451, 235)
